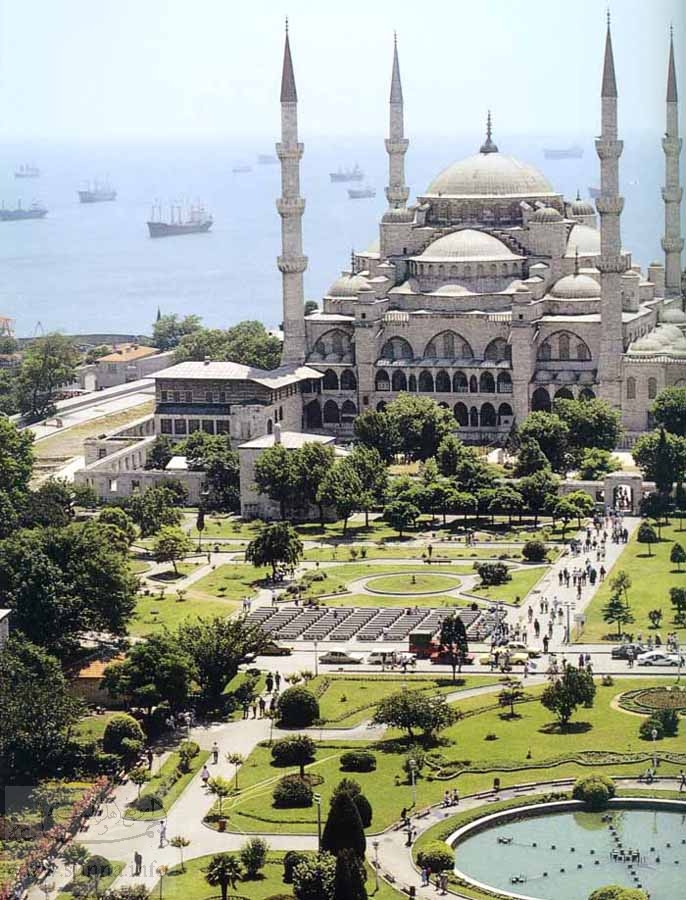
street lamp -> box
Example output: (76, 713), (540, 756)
(314, 639), (319, 678)
(314, 792), (322, 850)
(409, 758), (417, 808)
(651, 727), (658, 769)
(373, 840), (380, 891)
(563, 601), (575, 644)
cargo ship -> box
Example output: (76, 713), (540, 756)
(0, 201), (48, 221)
(543, 145), (583, 160)
(78, 181), (117, 203)
(232, 163), (252, 173)
(147, 204), (213, 238)
(330, 163), (364, 183)
(348, 185), (375, 199)
(14, 164), (41, 178)
(257, 154), (278, 165)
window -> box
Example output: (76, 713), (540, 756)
(98, 448), (107, 459)
(340, 369), (357, 390)
(558, 334), (570, 360)
(160, 419), (172, 434)
(391, 370), (407, 392)
(479, 372), (495, 393)
(173, 391), (180, 402)
(185, 391), (193, 402)
(408, 374), (417, 392)
(381, 337), (413, 360)
(626, 377), (636, 400)
(109, 479), (118, 492)
(131, 480), (140, 491)
(576, 343), (590, 361)
(323, 369), (339, 390)
(206, 390), (213, 403)
(648, 377), (657, 400)
(161, 390), (169, 401)
(217, 421), (230, 434)
(454, 402), (469, 426)
(323, 400), (340, 424)
(418, 371), (434, 392)
(453, 371), (468, 393)
(469, 375), (478, 393)
(435, 370), (451, 392)
(189, 420), (200, 433)
(201, 419), (215, 434)
(480, 403), (496, 427)
(174, 419), (187, 435)
(497, 372), (513, 393)
(375, 370), (390, 391)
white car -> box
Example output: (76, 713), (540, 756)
(636, 650), (681, 667)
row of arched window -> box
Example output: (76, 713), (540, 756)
(407, 260), (523, 279)
(375, 369), (512, 395)
(321, 368), (357, 391)
(625, 376), (657, 401)
(310, 329), (354, 361)
(538, 331), (592, 362)
(304, 398), (357, 428)
(531, 386), (596, 411)
(380, 332), (510, 363)
(375, 400), (513, 428)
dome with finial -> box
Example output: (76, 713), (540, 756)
(530, 206), (564, 224)
(569, 190), (596, 217)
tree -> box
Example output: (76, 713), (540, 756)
(353, 409), (399, 464)
(170, 836), (191, 873)
(633, 429), (686, 487)
(670, 587), (686, 624)
(207, 777), (233, 816)
(519, 411), (570, 472)
(566, 490), (595, 527)
(438, 613), (469, 682)
(453, 455), (497, 494)
(648, 608), (663, 629)
(0, 416), (34, 526)
(513, 437), (549, 477)
(519, 469), (558, 525)
(436, 434), (469, 477)
(321, 790), (366, 859)
(333, 848), (367, 900)
(152, 526), (193, 574)
(304, 300), (319, 316)
(15, 333), (79, 419)
(271, 735), (316, 777)
(588, 886), (648, 900)
(654, 427), (675, 495)
(637, 522), (658, 556)
(277, 686), (320, 727)
(181, 432), (241, 511)
(174, 320), (282, 369)
(103, 714), (146, 758)
(126, 484), (184, 537)
(651, 385), (686, 436)
(294, 442), (336, 526)
(246, 521), (303, 580)
(204, 853), (242, 900)
(554, 397), (622, 457)
(670, 541), (686, 571)
(540, 665), (596, 728)
(292, 853), (336, 900)
(602, 592), (635, 637)
(179, 616), (268, 706)
(609, 570), (632, 606)
(346, 446), (388, 526)
(317, 460), (363, 534)
(488, 485), (524, 525)
(145, 435), (174, 470)
(522, 539), (548, 562)
(62, 843), (90, 880)
(152, 313), (202, 351)
(226, 752), (244, 790)
(100, 506), (138, 545)
(475, 561), (510, 586)
(253, 444), (297, 519)
(552, 497), (578, 539)
(129, 766), (149, 798)
(239, 837), (268, 879)
(21, 478), (75, 528)
(384, 499), (420, 537)
(498, 677), (526, 718)
(372, 690), (457, 740)
(386, 394), (455, 460)
(577, 447), (620, 481)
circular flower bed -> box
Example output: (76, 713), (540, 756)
(365, 572), (462, 595)
(618, 687), (686, 715)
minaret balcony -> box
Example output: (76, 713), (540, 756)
(662, 186), (684, 203)
(278, 254), (308, 274)
(385, 138), (409, 154)
(385, 186), (410, 204)
(597, 254), (630, 274)
(277, 198), (306, 216)
(661, 236), (685, 253)
(595, 138), (623, 159)
(595, 196), (625, 215)
(276, 142), (304, 161)
(662, 136), (683, 154)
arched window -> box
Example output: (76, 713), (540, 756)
(424, 331), (473, 360)
(323, 400), (340, 424)
(480, 403), (496, 427)
(313, 339), (326, 358)
(531, 386), (551, 412)
(435, 370), (451, 392)
(408, 374), (417, 392)
(267, 419), (273, 434)
(340, 369), (357, 390)
(391, 370), (407, 392)
(579, 388), (596, 401)
(554, 387), (574, 400)
(464, 265), (471, 277)
(454, 402), (469, 426)
(497, 402), (513, 424)
(453, 371), (468, 393)
(477, 264), (484, 277)
(316, 329), (352, 361)
(626, 375), (636, 400)
(538, 342), (552, 361)
(418, 370), (434, 392)
(576, 343), (590, 361)
(648, 377), (657, 399)
(469, 375), (478, 393)
(376, 401), (387, 412)
(558, 334), (570, 360)
(341, 400), (357, 421)
(484, 338), (510, 362)
(497, 372), (513, 393)
(305, 400), (322, 429)
(323, 369), (339, 391)
(375, 370), (390, 391)
(331, 332), (344, 356)
(470, 406), (479, 427)
(381, 336), (413, 360)
(443, 333), (455, 356)
(480, 372), (495, 393)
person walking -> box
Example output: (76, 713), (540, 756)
(266, 673), (274, 693)
(133, 850), (142, 876)
(258, 696), (266, 718)
(201, 764), (210, 786)
(146, 748), (154, 770)
(212, 741), (219, 764)
(275, 671), (282, 691)
(158, 819), (167, 848)
(679, 769), (686, 792)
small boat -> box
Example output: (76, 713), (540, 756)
(330, 163), (364, 183)
(14, 164), (41, 178)
(147, 203), (213, 238)
(348, 185), (376, 199)
(588, 186), (601, 199)
(543, 146), (583, 160)
(257, 154), (278, 165)
(0, 200), (48, 221)
(232, 164), (252, 173)
(78, 181), (117, 203)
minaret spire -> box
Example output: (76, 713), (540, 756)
(276, 20), (307, 365)
(384, 33), (410, 211)
(480, 110), (498, 154)
(662, 25), (683, 297)
(595, 11), (626, 408)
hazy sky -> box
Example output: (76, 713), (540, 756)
(0, 0), (683, 142)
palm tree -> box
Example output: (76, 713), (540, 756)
(170, 835), (190, 873)
(207, 776), (232, 817)
(205, 853), (242, 900)
(226, 752), (244, 791)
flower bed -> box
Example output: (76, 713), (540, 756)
(619, 686), (686, 716)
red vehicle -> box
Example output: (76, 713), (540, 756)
(429, 648), (475, 666)
(409, 631), (439, 659)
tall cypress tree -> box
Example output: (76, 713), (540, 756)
(321, 789), (366, 859)
(333, 848), (367, 900)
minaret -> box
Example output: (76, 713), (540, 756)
(662, 26), (683, 297)
(595, 12), (627, 408)
(384, 33), (409, 211)
(276, 21), (307, 366)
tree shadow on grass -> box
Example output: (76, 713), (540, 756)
(538, 721), (592, 736)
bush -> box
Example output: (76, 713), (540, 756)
(83, 855), (112, 878)
(239, 836), (268, 878)
(474, 561), (511, 586)
(639, 717), (664, 741)
(277, 686), (320, 727)
(133, 792), (163, 812)
(572, 774), (616, 811)
(272, 775), (313, 808)
(271, 735), (316, 769)
(283, 850), (311, 884)
(102, 714), (146, 758)
(522, 539), (548, 563)
(178, 740), (199, 772)
(339, 751), (376, 773)
(416, 841), (454, 873)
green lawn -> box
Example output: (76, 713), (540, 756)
(187, 562), (271, 600)
(181, 513), (263, 540)
(222, 677), (683, 834)
(302, 545), (524, 562)
(320, 592), (477, 609)
(57, 861), (124, 900)
(366, 572), (462, 594)
(73, 713), (119, 743)
(297, 563), (472, 600)
(582, 520), (686, 642)
(129, 593), (240, 636)
(152, 852), (405, 900)
(468, 566), (549, 605)
(129, 558), (153, 574)
(125, 749), (210, 820)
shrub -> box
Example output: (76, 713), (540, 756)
(639, 717), (664, 741)
(474, 561), (511, 586)
(239, 836), (268, 878)
(272, 775), (313, 808)
(271, 735), (316, 774)
(83, 855), (112, 878)
(339, 751), (376, 772)
(133, 792), (163, 812)
(572, 774), (616, 811)
(416, 841), (454, 873)
(521, 539), (548, 563)
(102, 714), (145, 758)
(283, 850), (311, 883)
(277, 686), (320, 727)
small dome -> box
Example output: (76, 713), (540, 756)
(425, 151), (555, 199)
(418, 229), (519, 261)
(565, 223), (601, 257)
(660, 305), (686, 324)
(569, 197), (595, 216)
(550, 273), (600, 299)
(382, 206), (414, 224)
(628, 324), (686, 356)
(326, 272), (371, 297)
(530, 206), (564, 224)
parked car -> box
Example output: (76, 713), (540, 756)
(430, 649), (475, 665)
(479, 650), (529, 666)
(611, 643), (645, 660)
(636, 650), (681, 667)
(319, 650), (363, 665)
(504, 641), (541, 658)
(260, 641), (292, 657)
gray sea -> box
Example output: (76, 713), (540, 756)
(0, 132), (671, 337)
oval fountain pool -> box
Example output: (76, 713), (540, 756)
(453, 806), (686, 900)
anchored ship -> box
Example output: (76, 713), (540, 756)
(232, 163), (252, 173)
(330, 163), (364, 183)
(543, 145), (583, 160)
(14, 164), (40, 178)
(257, 154), (278, 165)
(147, 204), (213, 238)
(0, 200), (48, 221)
(348, 185), (376, 199)
(78, 181), (117, 203)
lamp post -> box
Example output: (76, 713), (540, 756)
(651, 727), (658, 769)
(373, 840), (380, 891)
(563, 601), (574, 644)
(314, 792), (322, 850)
(314, 639), (319, 678)
(409, 758), (417, 808)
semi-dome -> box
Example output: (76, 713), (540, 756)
(530, 206), (564, 224)
(424, 151), (555, 199)
(550, 273), (601, 299)
(417, 229), (519, 261)
(565, 223), (601, 257)
(326, 272), (371, 297)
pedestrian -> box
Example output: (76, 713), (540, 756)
(266, 673), (274, 693)
(542, 635), (549, 654)
(159, 819), (167, 847)
(440, 872), (448, 894)
(258, 696), (266, 718)
(679, 770), (686, 792)
(133, 850), (142, 876)
(421, 867), (429, 886)
(146, 747), (154, 770)
(275, 671), (281, 690)
(242, 700), (250, 720)
(212, 741), (219, 764)
(534, 619), (540, 638)
(251, 701), (258, 718)
(201, 764), (210, 785)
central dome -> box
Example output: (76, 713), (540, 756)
(424, 151), (555, 199)
(418, 229), (520, 261)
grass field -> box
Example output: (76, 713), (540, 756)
(582, 521), (686, 642)
(365, 572), (463, 594)
(187, 562), (271, 600)
(297, 563), (472, 600)
(302, 545), (524, 562)
(72, 713), (119, 743)
(129, 593), (240, 636)
(319, 592), (475, 609)
(57, 860), (124, 900)
(125, 750), (210, 820)
(468, 566), (549, 605)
